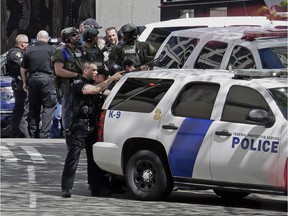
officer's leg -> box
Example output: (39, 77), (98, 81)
(85, 134), (110, 195)
(19, 94), (30, 138)
(61, 141), (82, 190)
(61, 87), (73, 132)
(28, 77), (41, 138)
(11, 82), (27, 138)
(40, 76), (57, 138)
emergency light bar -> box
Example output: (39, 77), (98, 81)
(242, 29), (288, 41)
(233, 69), (287, 79)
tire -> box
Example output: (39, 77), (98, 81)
(125, 150), (173, 201)
(213, 189), (250, 200)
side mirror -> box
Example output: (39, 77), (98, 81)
(247, 109), (275, 128)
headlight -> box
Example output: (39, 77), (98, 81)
(1, 87), (15, 104)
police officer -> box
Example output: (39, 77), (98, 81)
(61, 61), (123, 198)
(51, 27), (83, 134)
(82, 28), (104, 67)
(6, 34), (30, 138)
(108, 23), (157, 69)
(20, 30), (57, 138)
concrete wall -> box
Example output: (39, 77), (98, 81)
(95, 0), (161, 35)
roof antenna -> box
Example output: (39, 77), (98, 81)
(242, 1), (248, 16)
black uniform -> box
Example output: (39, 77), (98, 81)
(21, 41), (57, 138)
(6, 47), (30, 138)
(61, 76), (109, 196)
(83, 44), (104, 67)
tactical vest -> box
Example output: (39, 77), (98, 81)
(83, 45), (104, 67)
(122, 44), (141, 66)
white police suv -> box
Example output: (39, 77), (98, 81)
(93, 69), (287, 201)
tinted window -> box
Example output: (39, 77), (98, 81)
(195, 41), (227, 69)
(145, 26), (207, 52)
(259, 46), (287, 69)
(160, 36), (199, 69)
(109, 78), (174, 113)
(173, 83), (220, 119)
(228, 45), (256, 69)
(222, 86), (274, 124)
(268, 87), (287, 120)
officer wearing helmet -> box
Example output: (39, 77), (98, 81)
(51, 27), (83, 134)
(108, 23), (156, 71)
(82, 27), (104, 67)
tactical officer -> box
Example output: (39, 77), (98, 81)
(61, 61), (123, 198)
(108, 23), (156, 69)
(6, 34), (30, 138)
(82, 28), (104, 67)
(51, 27), (83, 134)
(20, 30), (57, 138)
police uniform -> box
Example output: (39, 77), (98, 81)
(21, 41), (57, 138)
(51, 44), (83, 131)
(61, 76), (109, 196)
(6, 47), (30, 138)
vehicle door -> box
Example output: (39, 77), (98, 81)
(103, 77), (174, 145)
(209, 84), (282, 187)
(158, 80), (220, 180)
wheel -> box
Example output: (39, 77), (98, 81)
(125, 150), (173, 201)
(213, 189), (250, 200)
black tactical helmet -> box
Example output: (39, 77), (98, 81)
(120, 23), (139, 43)
(82, 28), (99, 42)
(61, 27), (79, 43)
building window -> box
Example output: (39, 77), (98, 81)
(210, 7), (227, 17)
(179, 9), (194, 18)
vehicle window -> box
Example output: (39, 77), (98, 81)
(259, 46), (287, 69)
(109, 78), (174, 113)
(159, 36), (199, 69)
(144, 26), (206, 52)
(268, 87), (287, 120)
(221, 86), (274, 124)
(195, 41), (227, 69)
(228, 45), (256, 69)
(172, 83), (220, 119)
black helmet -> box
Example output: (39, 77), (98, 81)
(82, 28), (99, 42)
(61, 27), (79, 43)
(120, 23), (139, 43)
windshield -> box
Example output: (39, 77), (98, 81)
(259, 46), (287, 69)
(268, 87), (287, 120)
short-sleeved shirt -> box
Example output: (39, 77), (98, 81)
(6, 47), (24, 78)
(71, 76), (101, 130)
(21, 41), (55, 75)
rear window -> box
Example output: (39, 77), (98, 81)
(109, 78), (174, 113)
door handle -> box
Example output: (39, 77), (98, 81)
(162, 125), (179, 130)
(215, 130), (232, 136)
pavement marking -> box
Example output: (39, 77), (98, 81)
(27, 165), (36, 183)
(21, 146), (46, 164)
(0, 145), (18, 162)
(29, 192), (37, 208)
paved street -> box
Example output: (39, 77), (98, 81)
(0, 138), (287, 216)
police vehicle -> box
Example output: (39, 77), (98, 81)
(153, 27), (287, 70)
(138, 16), (288, 53)
(93, 69), (287, 201)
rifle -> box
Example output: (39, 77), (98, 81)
(120, 54), (164, 75)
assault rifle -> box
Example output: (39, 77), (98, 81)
(120, 54), (165, 75)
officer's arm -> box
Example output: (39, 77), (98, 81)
(82, 72), (123, 95)
(20, 67), (28, 92)
(54, 61), (78, 78)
